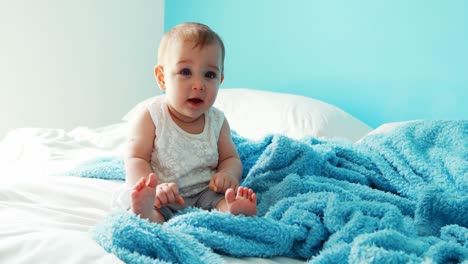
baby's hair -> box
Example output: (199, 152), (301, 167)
(157, 22), (225, 74)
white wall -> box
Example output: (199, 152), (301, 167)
(0, 0), (164, 139)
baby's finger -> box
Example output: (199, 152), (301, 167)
(165, 190), (178, 204)
(216, 177), (225, 193)
(176, 195), (185, 205)
(226, 178), (237, 192)
(157, 191), (168, 205)
(167, 183), (182, 198)
(210, 176), (223, 193)
(209, 178), (217, 192)
(222, 178), (231, 193)
(154, 199), (161, 208)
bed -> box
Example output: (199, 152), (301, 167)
(1, 88), (466, 263)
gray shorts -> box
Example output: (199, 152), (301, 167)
(157, 186), (225, 221)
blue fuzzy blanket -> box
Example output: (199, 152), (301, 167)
(71, 120), (468, 263)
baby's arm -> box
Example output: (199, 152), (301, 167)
(124, 109), (157, 187)
(209, 119), (243, 193)
(125, 108), (184, 207)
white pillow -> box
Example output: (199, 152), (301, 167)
(122, 88), (372, 142)
(358, 120), (418, 140)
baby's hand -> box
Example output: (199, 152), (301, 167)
(154, 182), (185, 208)
(209, 172), (239, 193)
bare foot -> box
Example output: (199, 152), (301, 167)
(224, 187), (257, 216)
(131, 173), (164, 223)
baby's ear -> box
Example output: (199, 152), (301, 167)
(154, 65), (166, 91)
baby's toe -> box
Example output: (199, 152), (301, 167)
(251, 193), (257, 203)
(225, 188), (236, 203)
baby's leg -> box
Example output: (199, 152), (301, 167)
(131, 174), (165, 223)
(217, 187), (257, 216)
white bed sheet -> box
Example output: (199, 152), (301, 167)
(0, 123), (305, 264)
(0, 176), (124, 264)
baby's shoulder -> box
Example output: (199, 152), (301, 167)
(208, 106), (225, 133)
(146, 95), (167, 116)
(147, 94), (166, 106)
(209, 105), (224, 117)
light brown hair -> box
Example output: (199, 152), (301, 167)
(157, 22), (225, 74)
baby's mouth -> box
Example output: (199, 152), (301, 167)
(187, 98), (203, 104)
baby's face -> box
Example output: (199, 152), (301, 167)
(161, 40), (224, 122)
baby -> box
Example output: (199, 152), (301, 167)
(124, 22), (257, 223)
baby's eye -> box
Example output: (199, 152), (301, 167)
(180, 68), (191, 76)
(205, 71), (217, 79)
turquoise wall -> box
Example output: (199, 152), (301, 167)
(165, 0), (467, 127)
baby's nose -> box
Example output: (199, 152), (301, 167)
(192, 77), (205, 90)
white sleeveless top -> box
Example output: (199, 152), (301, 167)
(147, 95), (225, 197)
